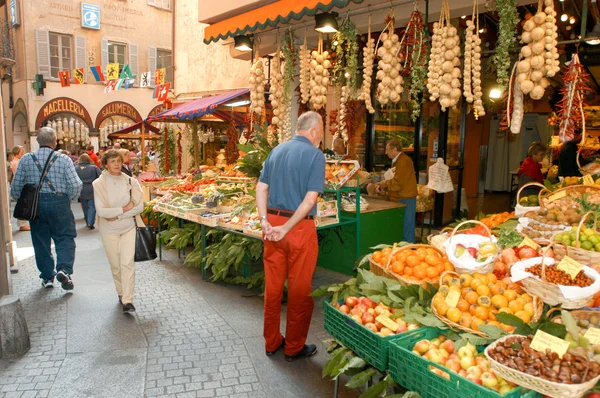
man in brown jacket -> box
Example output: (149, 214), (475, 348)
(373, 139), (417, 242)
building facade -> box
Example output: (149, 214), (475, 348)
(4, 0), (174, 151)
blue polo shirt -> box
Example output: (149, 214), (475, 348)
(259, 135), (325, 216)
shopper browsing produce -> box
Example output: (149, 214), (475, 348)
(517, 142), (547, 186)
(256, 111), (325, 362)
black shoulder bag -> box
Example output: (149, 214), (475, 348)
(14, 150), (55, 221)
(129, 178), (157, 262)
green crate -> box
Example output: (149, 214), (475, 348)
(323, 300), (413, 371)
(388, 328), (536, 398)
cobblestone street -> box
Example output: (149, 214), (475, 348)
(0, 204), (358, 398)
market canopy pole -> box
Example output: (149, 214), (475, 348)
(141, 122), (146, 170)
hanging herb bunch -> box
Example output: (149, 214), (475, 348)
(157, 126), (177, 175)
(492, 0), (520, 90)
(176, 131), (182, 175)
(427, 0), (462, 111)
(332, 18), (360, 94)
(557, 53), (592, 143)
(397, 3), (429, 122)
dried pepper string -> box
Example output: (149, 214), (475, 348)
(557, 53), (592, 143)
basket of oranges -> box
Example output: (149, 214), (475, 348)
(369, 244), (454, 288)
(431, 271), (543, 338)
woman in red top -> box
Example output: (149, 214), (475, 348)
(517, 142), (547, 196)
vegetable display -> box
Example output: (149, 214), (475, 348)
(309, 36), (331, 110)
(463, 2), (485, 119)
(557, 53), (591, 143)
(375, 12), (403, 106)
(427, 0), (462, 111)
(249, 56), (266, 115)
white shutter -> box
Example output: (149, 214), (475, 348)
(35, 29), (50, 78)
(147, 0), (156, 5)
(101, 38), (108, 73)
(129, 43), (138, 87)
(75, 36), (87, 83)
(147, 46), (156, 88)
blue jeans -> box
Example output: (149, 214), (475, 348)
(398, 197), (416, 243)
(30, 193), (77, 280)
(81, 199), (96, 227)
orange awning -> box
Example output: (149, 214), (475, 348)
(203, 0), (363, 44)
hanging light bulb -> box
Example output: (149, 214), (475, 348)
(570, 16), (576, 24)
(561, 13), (568, 22)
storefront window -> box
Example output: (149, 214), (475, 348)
(108, 42), (127, 72)
(49, 33), (72, 79)
(372, 101), (416, 171)
(157, 49), (173, 84)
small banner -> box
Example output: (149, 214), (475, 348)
(123, 78), (136, 89)
(90, 65), (105, 82)
(73, 68), (84, 84)
(152, 85), (158, 98)
(140, 71), (150, 88)
(119, 64), (134, 79)
(154, 68), (165, 85)
(157, 82), (170, 101)
(104, 79), (118, 93)
(106, 63), (119, 80)
(114, 79), (125, 90)
(58, 71), (70, 87)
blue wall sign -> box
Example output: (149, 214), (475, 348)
(9, 0), (20, 27)
(81, 3), (100, 30)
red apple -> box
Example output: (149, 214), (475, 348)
(426, 348), (445, 364)
(445, 359), (461, 373)
(467, 366), (482, 378)
(441, 340), (455, 354)
(467, 374), (482, 385)
(374, 305), (386, 315)
(414, 340), (431, 355)
(364, 322), (378, 333)
(467, 247), (478, 258)
(361, 312), (375, 324)
(375, 321), (384, 330)
(345, 296), (358, 308)
(395, 325), (408, 334)
(481, 372), (498, 389)
(355, 304), (368, 314)
(458, 369), (468, 377)
(430, 338), (442, 348)
(360, 297), (375, 308)
(339, 305), (350, 314)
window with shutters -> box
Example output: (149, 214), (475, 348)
(157, 49), (172, 84)
(49, 33), (72, 78)
(108, 41), (127, 73)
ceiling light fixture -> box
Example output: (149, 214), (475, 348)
(461, 15), (467, 19)
(561, 13), (568, 22)
(586, 23), (600, 45)
(225, 99), (251, 107)
(233, 35), (253, 52)
(314, 12), (339, 33)
(489, 88), (503, 99)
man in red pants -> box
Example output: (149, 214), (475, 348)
(256, 111), (325, 362)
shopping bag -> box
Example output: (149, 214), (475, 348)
(134, 215), (157, 262)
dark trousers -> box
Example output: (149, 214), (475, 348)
(81, 198), (96, 227)
(30, 194), (77, 280)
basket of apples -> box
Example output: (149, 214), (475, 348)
(325, 296), (419, 371)
(388, 328), (524, 398)
(445, 220), (499, 275)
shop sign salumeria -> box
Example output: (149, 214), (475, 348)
(95, 101), (142, 128)
(35, 97), (93, 129)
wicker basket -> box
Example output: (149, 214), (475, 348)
(515, 182), (545, 216)
(368, 244), (444, 288)
(427, 228), (453, 253)
(446, 220), (497, 274)
(519, 243), (600, 309)
(552, 211), (600, 267)
(484, 335), (600, 398)
(549, 307), (600, 325)
(432, 271), (544, 338)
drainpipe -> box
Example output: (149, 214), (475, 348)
(172, 0), (176, 91)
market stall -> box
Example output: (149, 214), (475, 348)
(108, 120), (161, 170)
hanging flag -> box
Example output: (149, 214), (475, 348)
(157, 82), (170, 101)
(106, 63), (119, 80)
(58, 71), (70, 87)
(152, 85), (159, 98)
(104, 79), (118, 93)
(73, 68), (84, 84)
(123, 79), (135, 89)
(154, 68), (165, 85)
(114, 79), (125, 90)
(140, 72), (150, 88)
(90, 65), (105, 82)
(120, 64), (133, 79)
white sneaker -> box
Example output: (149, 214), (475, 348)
(41, 279), (54, 288)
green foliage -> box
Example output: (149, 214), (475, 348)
(492, 0), (519, 90)
(156, 126), (178, 175)
(332, 18), (360, 96)
(236, 123), (275, 177)
(281, 30), (297, 106)
(497, 228), (523, 249)
(408, 29), (430, 122)
(495, 306), (567, 338)
(203, 230), (264, 283)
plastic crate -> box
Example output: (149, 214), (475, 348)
(323, 301), (411, 371)
(388, 328), (536, 398)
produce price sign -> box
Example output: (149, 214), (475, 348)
(548, 190), (567, 202)
(584, 174), (595, 185)
(520, 236), (541, 251)
(584, 327), (600, 345)
(530, 330), (570, 358)
(445, 290), (460, 308)
(557, 256), (584, 280)
(375, 315), (398, 331)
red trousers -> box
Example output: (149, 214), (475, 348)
(263, 214), (318, 356)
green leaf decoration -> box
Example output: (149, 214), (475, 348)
(346, 368), (378, 389)
(495, 312), (528, 328)
(323, 347), (349, 378)
(359, 379), (387, 398)
(459, 333), (491, 346)
(338, 357), (367, 375)
(538, 321), (567, 339)
(477, 325), (508, 340)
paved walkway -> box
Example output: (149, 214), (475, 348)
(0, 204), (358, 398)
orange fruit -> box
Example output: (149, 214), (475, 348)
(444, 261), (454, 271)
(501, 323), (514, 332)
(413, 266), (427, 280)
(391, 261), (405, 275)
(433, 294), (445, 307)
(488, 311), (497, 321)
(487, 320), (501, 328)
(515, 310), (531, 323)
(397, 251), (409, 263)
(465, 291), (479, 305)
(521, 293), (533, 303)
(461, 287), (474, 297)
(508, 300), (523, 313)
(475, 306), (489, 321)
(457, 299), (470, 313)
(436, 301), (449, 316)
(491, 295), (509, 309)
(415, 248), (428, 260)
(469, 304), (478, 316)
(460, 313), (473, 328)
(425, 254), (439, 266)
(435, 263), (446, 275)
(470, 279), (483, 291)
(471, 318), (485, 331)
(523, 303), (534, 317)
(380, 255), (389, 265)
(446, 308), (461, 323)
(382, 247), (392, 255)
(426, 267), (440, 280)
(489, 284), (504, 296)
(498, 307), (513, 315)
(404, 267), (413, 277)
(487, 273), (498, 284)
(478, 296), (492, 308)
(476, 285), (491, 297)
(372, 251), (382, 263)
(406, 255), (420, 268)
(504, 289), (518, 302)
(442, 274), (454, 285)
(460, 274), (474, 288)
(473, 273), (488, 283)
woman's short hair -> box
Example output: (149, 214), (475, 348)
(11, 145), (23, 156)
(78, 153), (92, 164)
(101, 149), (123, 167)
(528, 142), (547, 157)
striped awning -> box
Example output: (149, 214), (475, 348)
(203, 0), (363, 44)
(147, 88), (250, 122)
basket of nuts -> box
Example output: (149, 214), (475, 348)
(484, 334), (600, 398)
(511, 243), (600, 309)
